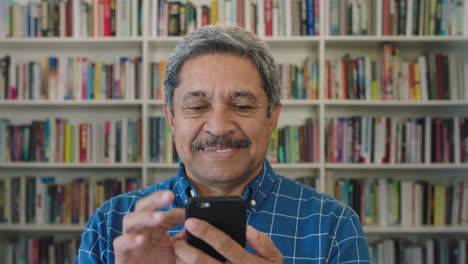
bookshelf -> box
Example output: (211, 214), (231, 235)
(1, 0), (468, 262)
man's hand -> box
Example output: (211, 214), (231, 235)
(174, 218), (283, 264)
(113, 191), (185, 264)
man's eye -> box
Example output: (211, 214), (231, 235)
(232, 104), (254, 111)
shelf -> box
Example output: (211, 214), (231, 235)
(364, 226), (468, 234)
(0, 224), (84, 232)
(0, 100), (143, 106)
(0, 162), (143, 169)
(324, 100), (468, 106)
(0, 37), (144, 44)
(326, 163), (468, 169)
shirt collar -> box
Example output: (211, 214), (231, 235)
(173, 158), (277, 212)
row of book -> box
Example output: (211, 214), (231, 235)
(267, 118), (319, 163)
(149, 116), (178, 163)
(0, 238), (79, 264)
(382, 0), (466, 36)
(279, 58), (319, 100)
(369, 239), (466, 264)
(0, 118), (143, 163)
(150, 58), (320, 100)
(0, 55), (142, 101)
(333, 178), (468, 227)
(325, 116), (468, 164)
(325, 45), (468, 101)
(151, 0), (320, 37)
(294, 175), (318, 189)
(0, 0), (144, 38)
(0, 176), (140, 225)
(328, 0), (377, 35)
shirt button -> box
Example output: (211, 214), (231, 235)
(190, 190), (196, 197)
(250, 200), (256, 206)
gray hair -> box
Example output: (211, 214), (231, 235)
(164, 25), (281, 116)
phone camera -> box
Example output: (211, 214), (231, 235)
(199, 202), (211, 208)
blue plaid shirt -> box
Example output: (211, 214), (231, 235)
(77, 159), (370, 263)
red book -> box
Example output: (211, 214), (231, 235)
(32, 239), (40, 264)
(342, 61), (348, 99)
(313, 121), (319, 163)
(383, 117), (392, 163)
(443, 121), (449, 163)
(202, 7), (209, 27)
(265, 0), (273, 36)
(314, 0), (319, 35)
(328, 121), (335, 162)
(237, 0), (244, 28)
(325, 60), (331, 99)
(103, 0), (111, 36)
(435, 54), (445, 99)
(79, 123), (87, 163)
(65, 0), (73, 37)
(81, 58), (88, 100)
(435, 118), (442, 163)
(383, 0), (390, 35)
(408, 60), (415, 100)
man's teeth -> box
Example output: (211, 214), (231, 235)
(205, 148), (233, 152)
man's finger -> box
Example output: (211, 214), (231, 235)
(246, 226), (283, 263)
(135, 191), (175, 212)
(113, 234), (144, 260)
(174, 239), (221, 264)
(184, 218), (253, 264)
(123, 208), (185, 234)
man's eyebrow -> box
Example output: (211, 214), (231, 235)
(183, 91), (206, 101)
(232, 91), (258, 101)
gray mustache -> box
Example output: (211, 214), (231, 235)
(191, 135), (251, 150)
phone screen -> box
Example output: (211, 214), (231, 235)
(185, 196), (247, 262)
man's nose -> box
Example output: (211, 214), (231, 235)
(203, 105), (236, 136)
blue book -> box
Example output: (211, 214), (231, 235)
(231, 0), (237, 27)
(87, 64), (93, 99)
(45, 118), (50, 162)
(306, 0), (314, 35)
(102, 64), (107, 100)
(330, 0), (339, 35)
(296, 67), (303, 99)
(343, 179), (350, 206)
(440, 0), (447, 35)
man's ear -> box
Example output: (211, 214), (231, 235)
(269, 104), (282, 131)
(163, 104), (175, 134)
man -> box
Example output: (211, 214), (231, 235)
(77, 25), (370, 264)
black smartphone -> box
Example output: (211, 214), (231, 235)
(185, 196), (247, 262)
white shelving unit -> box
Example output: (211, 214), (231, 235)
(1, 0), (467, 240)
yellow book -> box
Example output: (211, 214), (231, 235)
(120, 60), (126, 100)
(414, 62), (421, 101)
(440, 185), (446, 225)
(211, 1), (218, 24)
(65, 124), (71, 163)
(65, 184), (73, 224)
(94, 61), (103, 100)
(371, 56), (378, 100)
(434, 185), (440, 226)
(159, 61), (167, 99)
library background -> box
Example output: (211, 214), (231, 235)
(0, 0), (468, 263)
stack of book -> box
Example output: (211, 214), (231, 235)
(382, 0), (466, 36)
(328, 0), (377, 35)
(0, 0), (144, 38)
(333, 178), (468, 227)
(324, 44), (468, 101)
(0, 238), (79, 264)
(0, 55), (142, 101)
(149, 61), (167, 100)
(278, 57), (319, 100)
(267, 118), (319, 164)
(0, 118), (143, 163)
(369, 239), (466, 264)
(0, 176), (140, 225)
(149, 116), (178, 164)
(150, 0), (320, 37)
